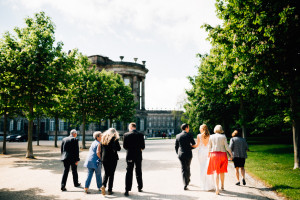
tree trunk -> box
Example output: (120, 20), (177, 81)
(290, 93), (299, 169)
(37, 117), (40, 146)
(82, 113), (86, 149)
(26, 104), (34, 158)
(240, 97), (247, 139)
(54, 116), (59, 148)
(2, 113), (7, 154)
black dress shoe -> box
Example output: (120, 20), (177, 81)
(235, 181), (240, 185)
(75, 183), (81, 187)
(138, 188), (143, 192)
(108, 190), (113, 195)
(184, 186), (188, 190)
(124, 191), (129, 196)
(61, 187), (67, 191)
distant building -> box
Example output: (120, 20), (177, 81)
(0, 55), (184, 140)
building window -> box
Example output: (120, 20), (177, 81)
(50, 120), (55, 131)
(59, 120), (65, 131)
(149, 122), (151, 127)
(17, 121), (21, 131)
(10, 120), (14, 131)
(124, 78), (131, 86)
(140, 119), (144, 131)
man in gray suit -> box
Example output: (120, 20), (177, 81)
(175, 123), (196, 190)
(61, 129), (81, 191)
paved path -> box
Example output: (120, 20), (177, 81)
(0, 139), (284, 200)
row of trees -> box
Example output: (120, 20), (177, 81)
(0, 12), (136, 158)
(184, 0), (299, 168)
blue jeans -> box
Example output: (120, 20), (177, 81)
(85, 164), (102, 189)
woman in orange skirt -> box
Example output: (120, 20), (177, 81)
(207, 125), (233, 195)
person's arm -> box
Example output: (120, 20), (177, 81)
(123, 134), (128, 150)
(140, 134), (145, 150)
(208, 137), (212, 157)
(192, 135), (200, 148)
(97, 143), (101, 159)
(175, 137), (179, 154)
(75, 139), (80, 165)
(115, 139), (121, 151)
(229, 138), (234, 151)
(224, 137), (233, 159)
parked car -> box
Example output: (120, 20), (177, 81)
(6, 134), (19, 142)
(16, 135), (27, 142)
(15, 135), (37, 142)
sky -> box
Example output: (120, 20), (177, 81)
(0, 0), (221, 110)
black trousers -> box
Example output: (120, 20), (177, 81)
(102, 160), (118, 191)
(61, 160), (79, 189)
(125, 160), (143, 191)
(179, 156), (192, 187)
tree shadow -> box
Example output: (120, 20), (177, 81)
(0, 188), (60, 200)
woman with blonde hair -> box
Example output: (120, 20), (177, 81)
(100, 128), (121, 195)
(207, 125), (233, 195)
(192, 124), (214, 190)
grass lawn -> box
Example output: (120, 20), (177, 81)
(246, 137), (300, 200)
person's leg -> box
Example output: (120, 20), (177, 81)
(95, 164), (102, 189)
(220, 173), (225, 189)
(135, 160), (143, 191)
(71, 162), (80, 186)
(235, 167), (240, 183)
(102, 162), (109, 188)
(108, 160), (118, 192)
(125, 161), (134, 192)
(186, 157), (192, 185)
(61, 161), (71, 190)
(179, 158), (189, 188)
(214, 173), (220, 194)
(241, 167), (246, 185)
(85, 168), (94, 190)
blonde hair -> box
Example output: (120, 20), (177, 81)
(200, 124), (210, 139)
(101, 128), (120, 145)
(214, 125), (224, 134)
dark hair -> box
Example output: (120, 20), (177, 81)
(181, 123), (189, 130)
(232, 128), (242, 137)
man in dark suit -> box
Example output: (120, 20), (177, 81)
(123, 122), (145, 196)
(175, 123), (196, 190)
(61, 129), (81, 191)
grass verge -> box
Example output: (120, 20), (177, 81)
(246, 138), (300, 200)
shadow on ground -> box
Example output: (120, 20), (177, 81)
(0, 188), (61, 200)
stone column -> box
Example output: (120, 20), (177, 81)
(141, 79), (145, 110)
(132, 76), (139, 109)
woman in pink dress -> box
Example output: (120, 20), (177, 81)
(207, 125), (233, 195)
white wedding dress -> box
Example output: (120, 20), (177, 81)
(197, 134), (215, 190)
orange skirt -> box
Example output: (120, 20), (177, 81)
(207, 152), (228, 175)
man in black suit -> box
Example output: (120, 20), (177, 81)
(175, 123), (196, 190)
(123, 122), (145, 196)
(61, 129), (81, 191)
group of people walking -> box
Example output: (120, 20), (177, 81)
(60, 122), (248, 197)
(175, 123), (248, 195)
(60, 122), (145, 197)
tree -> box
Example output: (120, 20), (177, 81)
(3, 12), (74, 158)
(0, 32), (23, 154)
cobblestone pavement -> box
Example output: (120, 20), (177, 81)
(0, 139), (284, 200)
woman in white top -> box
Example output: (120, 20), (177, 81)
(192, 124), (214, 191)
(207, 125), (233, 195)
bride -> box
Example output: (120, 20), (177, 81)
(192, 124), (214, 190)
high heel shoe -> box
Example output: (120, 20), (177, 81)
(215, 190), (220, 195)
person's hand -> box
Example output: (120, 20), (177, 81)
(230, 156), (233, 161)
(75, 161), (79, 165)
